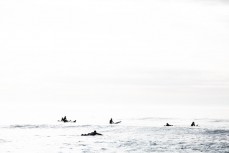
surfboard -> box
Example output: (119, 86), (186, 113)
(114, 121), (121, 124)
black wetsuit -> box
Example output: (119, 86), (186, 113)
(110, 119), (114, 124)
(81, 131), (102, 136)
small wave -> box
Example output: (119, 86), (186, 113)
(8, 124), (78, 129)
(210, 119), (229, 123)
(10, 124), (41, 129)
(135, 117), (174, 121)
(205, 129), (229, 135)
(6, 124), (103, 129)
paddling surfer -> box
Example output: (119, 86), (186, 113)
(81, 130), (102, 136)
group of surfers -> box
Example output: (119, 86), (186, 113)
(58, 117), (198, 136)
(58, 116), (76, 123)
(59, 117), (121, 125)
(164, 121), (198, 127)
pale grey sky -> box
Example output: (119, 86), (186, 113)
(0, 0), (229, 122)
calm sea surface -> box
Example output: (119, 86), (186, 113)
(0, 118), (229, 153)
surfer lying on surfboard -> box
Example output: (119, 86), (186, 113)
(81, 130), (102, 136)
(109, 118), (121, 124)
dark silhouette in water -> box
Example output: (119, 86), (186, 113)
(191, 121), (198, 126)
(81, 130), (102, 136)
(109, 118), (121, 124)
(61, 116), (67, 122)
(191, 122), (195, 126)
(58, 116), (76, 123)
(110, 118), (114, 124)
(164, 123), (173, 126)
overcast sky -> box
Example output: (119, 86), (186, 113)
(0, 0), (229, 122)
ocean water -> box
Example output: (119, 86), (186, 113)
(0, 118), (228, 153)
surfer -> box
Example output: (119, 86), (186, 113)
(59, 116), (76, 123)
(109, 118), (114, 124)
(81, 130), (102, 136)
(60, 117), (67, 122)
(191, 122), (198, 126)
(165, 123), (173, 126)
(62, 116), (68, 122)
(191, 122), (195, 126)
(109, 118), (121, 124)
